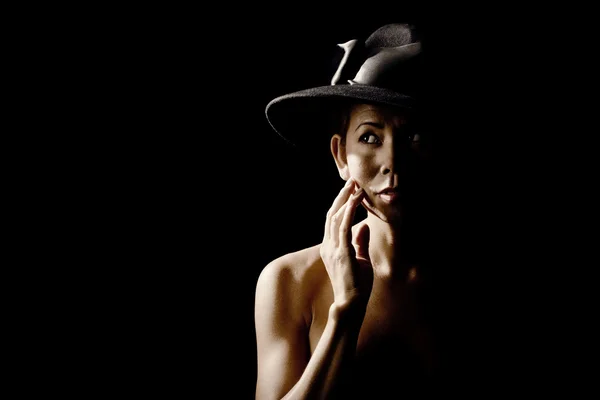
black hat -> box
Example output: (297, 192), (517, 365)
(265, 23), (424, 147)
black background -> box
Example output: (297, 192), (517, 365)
(43, 3), (590, 398)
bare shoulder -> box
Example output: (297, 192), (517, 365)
(256, 218), (367, 294)
(255, 244), (326, 326)
(254, 245), (328, 398)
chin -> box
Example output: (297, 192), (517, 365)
(380, 207), (404, 223)
(363, 196), (405, 223)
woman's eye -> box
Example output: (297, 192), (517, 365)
(359, 133), (381, 144)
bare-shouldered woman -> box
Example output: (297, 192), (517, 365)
(255, 24), (438, 399)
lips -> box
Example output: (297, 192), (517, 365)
(376, 187), (400, 203)
(377, 187), (399, 195)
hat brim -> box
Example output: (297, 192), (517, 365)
(265, 84), (417, 148)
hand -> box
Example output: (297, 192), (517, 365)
(320, 179), (373, 312)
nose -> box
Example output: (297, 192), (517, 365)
(380, 146), (395, 176)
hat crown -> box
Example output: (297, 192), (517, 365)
(364, 23), (418, 49)
(331, 23), (422, 92)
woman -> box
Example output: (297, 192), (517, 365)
(255, 23), (438, 399)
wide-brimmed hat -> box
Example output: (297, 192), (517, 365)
(265, 23), (425, 147)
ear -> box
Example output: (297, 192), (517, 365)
(330, 134), (349, 180)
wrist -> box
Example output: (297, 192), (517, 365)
(329, 296), (368, 324)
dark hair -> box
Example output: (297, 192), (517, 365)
(327, 99), (355, 144)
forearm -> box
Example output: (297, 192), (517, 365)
(281, 302), (365, 400)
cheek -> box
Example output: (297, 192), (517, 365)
(346, 154), (377, 186)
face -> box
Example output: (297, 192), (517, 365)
(332, 103), (428, 223)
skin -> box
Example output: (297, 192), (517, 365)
(255, 103), (436, 399)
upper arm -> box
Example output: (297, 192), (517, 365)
(254, 259), (311, 400)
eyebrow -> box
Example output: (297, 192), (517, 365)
(355, 121), (384, 131)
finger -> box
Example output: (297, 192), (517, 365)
(329, 178), (355, 214)
(339, 188), (365, 248)
(330, 186), (362, 246)
(330, 202), (348, 247)
(354, 223), (371, 262)
(324, 179), (354, 240)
